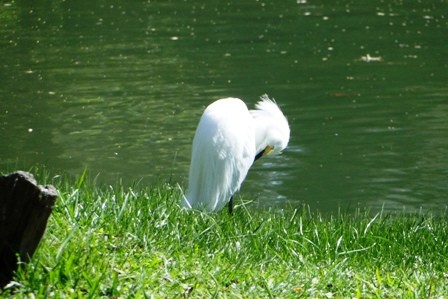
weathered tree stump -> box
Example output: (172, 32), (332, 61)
(0, 171), (57, 288)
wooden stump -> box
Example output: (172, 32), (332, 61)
(0, 171), (57, 288)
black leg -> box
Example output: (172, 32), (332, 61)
(228, 196), (234, 215)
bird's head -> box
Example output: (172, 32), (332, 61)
(251, 95), (290, 161)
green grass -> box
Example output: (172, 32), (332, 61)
(1, 170), (448, 298)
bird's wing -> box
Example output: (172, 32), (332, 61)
(185, 98), (255, 211)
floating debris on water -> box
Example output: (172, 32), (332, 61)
(359, 54), (383, 62)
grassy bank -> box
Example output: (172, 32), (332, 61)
(1, 171), (447, 298)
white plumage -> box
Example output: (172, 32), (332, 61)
(182, 95), (290, 212)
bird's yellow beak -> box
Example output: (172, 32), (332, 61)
(254, 145), (275, 162)
(263, 145), (274, 155)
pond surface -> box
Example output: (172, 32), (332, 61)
(1, 0), (447, 213)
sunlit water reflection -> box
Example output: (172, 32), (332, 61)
(1, 0), (447, 214)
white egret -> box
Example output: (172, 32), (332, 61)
(182, 95), (290, 213)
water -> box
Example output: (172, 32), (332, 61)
(1, 0), (447, 214)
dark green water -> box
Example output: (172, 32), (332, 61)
(1, 0), (447, 213)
